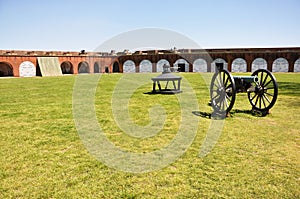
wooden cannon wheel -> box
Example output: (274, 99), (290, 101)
(210, 69), (236, 114)
(247, 69), (278, 112)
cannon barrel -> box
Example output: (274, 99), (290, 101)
(233, 76), (258, 84)
(233, 76), (258, 92)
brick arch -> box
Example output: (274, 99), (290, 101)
(0, 61), (14, 77)
(123, 60), (136, 73)
(211, 58), (228, 72)
(272, 58), (289, 72)
(112, 61), (120, 73)
(19, 61), (36, 77)
(174, 58), (189, 72)
(294, 58), (300, 72)
(232, 58), (247, 72)
(157, 59), (170, 73)
(193, 58), (207, 72)
(251, 58), (267, 72)
(61, 61), (74, 74)
(78, 61), (90, 74)
(94, 62), (100, 73)
(139, 59), (152, 73)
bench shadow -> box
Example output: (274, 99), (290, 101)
(143, 91), (178, 95)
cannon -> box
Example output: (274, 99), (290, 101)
(210, 64), (278, 115)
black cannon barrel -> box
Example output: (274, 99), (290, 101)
(233, 76), (258, 84)
(233, 76), (258, 92)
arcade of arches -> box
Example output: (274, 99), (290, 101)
(0, 47), (299, 77)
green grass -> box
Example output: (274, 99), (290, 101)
(0, 73), (299, 198)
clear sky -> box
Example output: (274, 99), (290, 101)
(0, 0), (299, 51)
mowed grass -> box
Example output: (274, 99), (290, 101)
(0, 73), (299, 198)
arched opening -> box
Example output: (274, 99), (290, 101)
(174, 59), (189, 72)
(112, 62), (120, 73)
(251, 58), (267, 72)
(78, 62), (89, 74)
(61, 61), (73, 74)
(19, 61), (36, 77)
(139, 60), (152, 73)
(232, 58), (247, 72)
(123, 60), (136, 73)
(157, 59), (170, 73)
(294, 58), (300, 72)
(105, 66), (109, 73)
(211, 58), (228, 72)
(0, 62), (13, 77)
(193, 58), (207, 72)
(272, 58), (288, 72)
(94, 62), (100, 73)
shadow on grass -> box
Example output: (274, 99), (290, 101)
(143, 91), (180, 95)
(230, 109), (268, 117)
(278, 82), (300, 96)
(192, 111), (212, 119)
(193, 108), (269, 119)
(192, 111), (226, 120)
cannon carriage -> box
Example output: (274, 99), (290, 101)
(210, 64), (278, 115)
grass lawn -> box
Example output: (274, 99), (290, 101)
(0, 73), (299, 198)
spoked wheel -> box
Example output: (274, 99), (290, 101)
(248, 69), (278, 112)
(210, 69), (236, 114)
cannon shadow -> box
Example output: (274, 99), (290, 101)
(192, 108), (269, 119)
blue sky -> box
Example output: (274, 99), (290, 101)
(0, 0), (299, 51)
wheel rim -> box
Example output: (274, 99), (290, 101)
(248, 69), (278, 111)
(210, 69), (236, 113)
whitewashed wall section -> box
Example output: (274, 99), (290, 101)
(123, 60), (136, 73)
(157, 59), (170, 73)
(211, 58), (228, 72)
(232, 58), (247, 72)
(294, 58), (300, 72)
(19, 61), (36, 77)
(193, 58), (207, 72)
(139, 60), (152, 73)
(251, 58), (267, 72)
(272, 58), (289, 72)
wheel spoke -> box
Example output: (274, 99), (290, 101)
(264, 79), (273, 88)
(212, 93), (220, 100)
(264, 86), (274, 90)
(259, 96), (262, 109)
(225, 94), (231, 102)
(218, 73), (223, 87)
(221, 100), (224, 111)
(261, 94), (266, 108)
(226, 84), (232, 90)
(260, 72), (264, 85)
(254, 94), (259, 106)
(224, 76), (229, 87)
(222, 98), (227, 110)
(265, 92), (274, 97)
(224, 97), (229, 108)
(262, 73), (269, 86)
(215, 96), (221, 108)
(213, 83), (220, 90)
(262, 93), (271, 104)
(250, 93), (258, 101)
(213, 96), (219, 106)
(216, 76), (222, 88)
